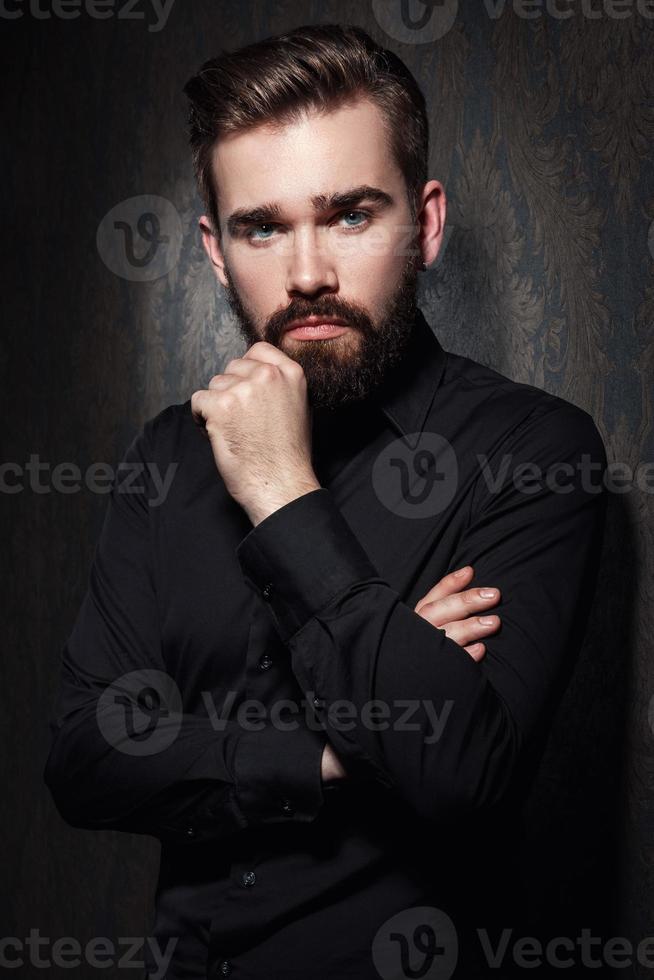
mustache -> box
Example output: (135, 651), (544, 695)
(266, 305), (373, 342)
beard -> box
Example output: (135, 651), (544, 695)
(222, 253), (421, 411)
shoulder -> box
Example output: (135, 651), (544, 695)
(440, 348), (606, 464)
(138, 399), (196, 455)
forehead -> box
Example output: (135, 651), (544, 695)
(211, 98), (403, 213)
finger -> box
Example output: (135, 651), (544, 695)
(463, 642), (486, 662)
(191, 383), (237, 436)
(207, 374), (241, 390)
(243, 340), (303, 376)
(191, 388), (214, 426)
(219, 359), (280, 380)
(423, 614), (501, 647)
(447, 615), (500, 647)
(416, 586), (501, 623)
(414, 566), (473, 613)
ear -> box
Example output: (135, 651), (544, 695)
(199, 215), (229, 288)
(415, 180), (447, 270)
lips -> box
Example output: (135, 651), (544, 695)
(284, 316), (349, 332)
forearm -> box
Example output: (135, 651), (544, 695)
(293, 581), (518, 820)
(236, 490), (519, 821)
(43, 418), (328, 845)
(236, 438), (606, 825)
(44, 664), (327, 845)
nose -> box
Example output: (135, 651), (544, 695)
(284, 227), (338, 296)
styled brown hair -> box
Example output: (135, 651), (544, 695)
(182, 23), (429, 241)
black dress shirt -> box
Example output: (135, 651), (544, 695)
(44, 308), (608, 980)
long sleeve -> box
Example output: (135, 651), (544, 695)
(235, 401), (608, 825)
(43, 418), (327, 845)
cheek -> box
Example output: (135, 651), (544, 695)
(228, 252), (276, 299)
(339, 247), (405, 299)
(339, 224), (408, 277)
(231, 257), (294, 328)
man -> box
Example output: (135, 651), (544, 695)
(44, 23), (607, 980)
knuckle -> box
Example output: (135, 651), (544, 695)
(255, 362), (278, 380)
(288, 359), (305, 377)
(417, 599), (435, 619)
(419, 586), (441, 608)
(218, 390), (236, 410)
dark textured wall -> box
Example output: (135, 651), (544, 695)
(4, 1), (653, 976)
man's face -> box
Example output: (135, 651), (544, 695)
(203, 98), (431, 410)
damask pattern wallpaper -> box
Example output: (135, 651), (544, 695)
(4, 0), (653, 975)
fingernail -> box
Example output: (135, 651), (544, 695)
(455, 567), (470, 577)
(479, 616), (495, 625)
(479, 589), (496, 598)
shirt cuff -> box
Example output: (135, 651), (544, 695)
(231, 724), (327, 827)
(235, 488), (381, 642)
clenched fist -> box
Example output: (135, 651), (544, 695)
(191, 341), (322, 526)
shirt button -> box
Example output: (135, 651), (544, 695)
(261, 582), (273, 600)
(218, 960), (232, 976)
(258, 653), (273, 671)
(313, 696), (323, 709)
(241, 870), (256, 887)
(281, 798), (295, 816)
(185, 825), (196, 838)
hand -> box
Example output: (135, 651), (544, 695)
(190, 341), (321, 525)
(321, 742), (348, 783)
(414, 565), (501, 662)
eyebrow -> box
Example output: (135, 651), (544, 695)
(225, 184), (395, 237)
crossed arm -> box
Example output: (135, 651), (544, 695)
(321, 563), (501, 781)
(234, 403), (607, 820)
(44, 401), (607, 841)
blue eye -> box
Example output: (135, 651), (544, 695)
(244, 209), (371, 243)
(247, 224), (276, 241)
(340, 210), (368, 228)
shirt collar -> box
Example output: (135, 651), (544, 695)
(310, 307), (448, 448)
(371, 307), (447, 439)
